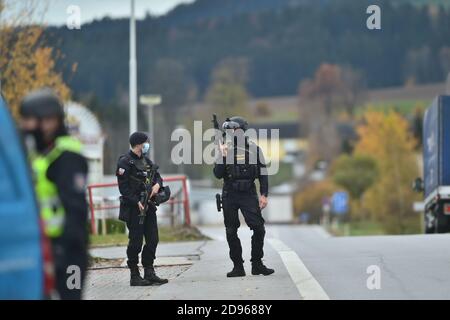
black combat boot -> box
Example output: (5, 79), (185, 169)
(144, 267), (169, 285)
(130, 266), (152, 286)
(251, 261), (274, 276)
(226, 262), (246, 278)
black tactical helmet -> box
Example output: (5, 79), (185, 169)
(20, 87), (64, 118)
(224, 116), (249, 131)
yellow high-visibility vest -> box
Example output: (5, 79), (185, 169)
(32, 136), (82, 238)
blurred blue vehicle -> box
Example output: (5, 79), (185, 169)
(0, 95), (54, 299)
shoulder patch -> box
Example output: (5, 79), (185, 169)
(74, 173), (87, 192)
(117, 168), (125, 175)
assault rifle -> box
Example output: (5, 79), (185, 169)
(138, 164), (159, 225)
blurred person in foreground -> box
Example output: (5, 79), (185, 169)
(19, 88), (88, 300)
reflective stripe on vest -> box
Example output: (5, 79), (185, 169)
(33, 136), (82, 238)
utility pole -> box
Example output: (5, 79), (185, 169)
(129, 0), (137, 135)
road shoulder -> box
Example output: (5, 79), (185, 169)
(150, 237), (301, 300)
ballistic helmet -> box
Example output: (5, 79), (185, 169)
(154, 186), (171, 206)
(222, 116), (249, 131)
(20, 88), (64, 118)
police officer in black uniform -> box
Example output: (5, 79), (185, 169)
(116, 132), (168, 286)
(214, 116), (274, 277)
(19, 88), (89, 300)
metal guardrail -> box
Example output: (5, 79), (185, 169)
(87, 175), (191, 234)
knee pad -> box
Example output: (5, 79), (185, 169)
(225, 227), (238, 238)
(252, 225), (266, 237)
(127, 235), (143, 248)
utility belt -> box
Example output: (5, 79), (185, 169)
(226, 164), (258, 181)
(224, 179), (256, 193)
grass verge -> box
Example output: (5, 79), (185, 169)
(90, 225), (210, 247)
(328, 221), (386, 237)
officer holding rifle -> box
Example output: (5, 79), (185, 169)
(116, 132), (169, 286)
(213, 116), (274, 278)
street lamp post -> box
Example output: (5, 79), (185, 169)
(140, 95), (162, 161)
(129, 0), (137, 135)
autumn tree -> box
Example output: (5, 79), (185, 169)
(332, 154), (378, 200)
(355, 111), (420, 234)
(205, 57), (250, 119)
(293, 180), (340, 224)
(254, 101), (271, 117)
(147, 58), (193, 172)
(299, 65), (335, 166)
(331, 154), (378, 219)
(340, 67), (366, 115)
(300, 64), (344, 115)
(299, 63), (365, 166)
(0, 0), (70, 119)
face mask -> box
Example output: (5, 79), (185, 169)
(22, 128), (47, 154)
(142, 142), (150, 154)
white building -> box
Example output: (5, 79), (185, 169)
(65, 101), (105, 184)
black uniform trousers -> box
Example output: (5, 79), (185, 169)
(126, 206), (159, 268)
(222, 189), (266, 264)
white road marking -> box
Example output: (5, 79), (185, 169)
(268, 226), (280, 239)
(268, 238), (330, 300)
(312, 226), (332, 239)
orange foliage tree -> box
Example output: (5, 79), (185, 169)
(293, 180), (340, 223)
(299, 63), (365, 166)
(355, 110), (420, 234)
(0, 1), (70, 119)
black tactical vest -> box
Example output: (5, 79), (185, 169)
(121, 153), (153, 191)
(224, 139), (259, 185)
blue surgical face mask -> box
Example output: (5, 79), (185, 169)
(142, 142), (150, 154)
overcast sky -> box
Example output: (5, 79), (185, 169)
(29, 0), (196, 26)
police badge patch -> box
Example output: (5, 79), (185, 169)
(74, 173), (87, 193)
(118, 168), (125, 175)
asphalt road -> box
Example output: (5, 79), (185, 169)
(201, 225), (450, 300)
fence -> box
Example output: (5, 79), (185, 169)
(87, 175), (190, 235)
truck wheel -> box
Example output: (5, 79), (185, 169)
(425, 225), (435, 234)
(425, 224), (435, 234)
(432, 203), (450, 233)
(436, 214), (450, 233)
